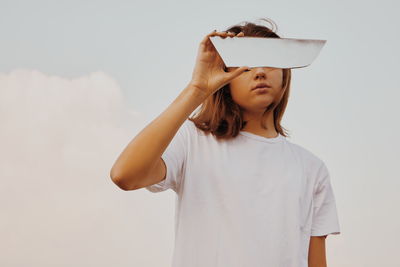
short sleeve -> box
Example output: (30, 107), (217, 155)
(145, 120), (189, 194)
(311, 162), (341, 237)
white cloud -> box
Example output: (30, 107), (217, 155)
(0, 69), (167, 266)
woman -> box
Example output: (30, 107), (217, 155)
(110, 18), (341, 267)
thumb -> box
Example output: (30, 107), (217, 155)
(227, 66), (250, 80)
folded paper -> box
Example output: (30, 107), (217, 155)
(209, 36), (327, 69)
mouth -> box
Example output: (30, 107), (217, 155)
(252, 83), (272, 90)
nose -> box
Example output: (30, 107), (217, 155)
(254, 67), (268, 79)
(251, 67), (277, 79)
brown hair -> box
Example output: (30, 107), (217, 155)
(188, 18), (292, 140)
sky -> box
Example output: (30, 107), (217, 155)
(1, 0), (399, 266)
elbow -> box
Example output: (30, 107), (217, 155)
(111, 177), (130, 191)
(110, 169), (136, 191)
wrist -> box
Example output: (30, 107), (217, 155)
(186, 82), (210, 100)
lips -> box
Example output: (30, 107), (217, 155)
(252, 82), (271, 90)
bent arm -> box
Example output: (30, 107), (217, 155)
(110, 84), (207, 190)
(308, 235), (327, 267)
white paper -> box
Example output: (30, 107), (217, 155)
(209, 36), (327, 69)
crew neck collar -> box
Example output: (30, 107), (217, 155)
(239, 131), (284, 143)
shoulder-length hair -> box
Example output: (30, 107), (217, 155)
(188, 18), (292, 140)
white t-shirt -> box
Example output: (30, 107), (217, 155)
(146, 119), (341, 267)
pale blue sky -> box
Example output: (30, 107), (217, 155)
(1, 0), (399, 266)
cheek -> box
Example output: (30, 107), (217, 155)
(229, 80), (244, 97)
(229, 76), (249, 92)
(229, 87), (245, 105)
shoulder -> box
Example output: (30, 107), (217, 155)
(177, 119), (196, 135)
(182, 119), (208, 137)
(176, 119), (204, 143)
(285, 140), (326, 175)
(287, 140), (324, 164)
(180, 119), (198, 136)
(182, 119), (195, 129)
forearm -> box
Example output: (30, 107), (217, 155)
(110, 84), (207, 190)
(308, 236), (327, 267)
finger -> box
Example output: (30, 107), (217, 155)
(199, 36), (210, 52)
(222, 31), (238, 38)
(208, 31), (229, 51)
(211, 31), (230, 39)
(200, 30), (217, 52)
(201, 30), (216, 45)
(206, 30), (226, 50)
(226, 66), (250, 80)
(220, 31), (230, 38)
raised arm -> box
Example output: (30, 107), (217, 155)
(110, 30), (248, 191)
(110, 85), (206, 190)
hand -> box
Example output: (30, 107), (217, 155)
(189, 30), (248, 97)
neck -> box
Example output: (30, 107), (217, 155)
(241, 110), (278, 138)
